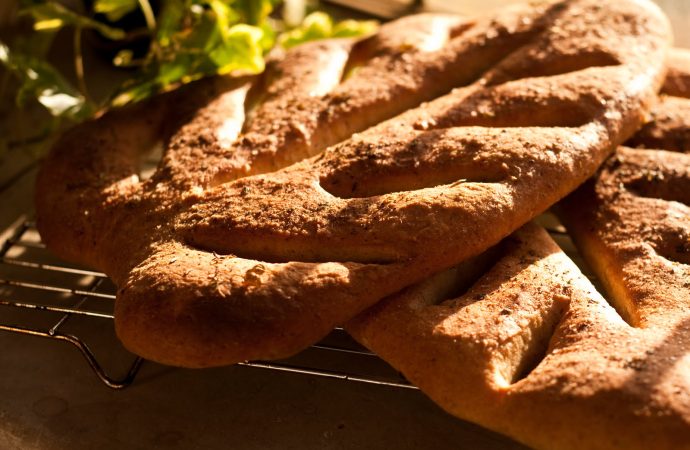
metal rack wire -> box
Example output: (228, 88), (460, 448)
(0, 217), (416, 390)
(0, 213), (596, 391)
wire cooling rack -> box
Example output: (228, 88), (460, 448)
(0, 216), (417, 390)
(0, 214), (596, 390)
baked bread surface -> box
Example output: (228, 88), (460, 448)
(347, 49), (690, 450)
(347, 223), (690, 450)
(35, 0), (670, 367)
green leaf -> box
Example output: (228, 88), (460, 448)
(213, 23), (265, 74)
(233, 0), (278, 26)
(110, 78), (157, 106)
(19, 2), (126, 40)
(94, 0), (139, 22)
(0, 42), (94, 120)
(278, 11), (377, 49)
(9, 0), (375, 125)
(205, 0), (240, 30)
(158, 56), (195, 84)
(156, 0), (189, 46)
(279, 11), (332, 49)
(332, 19), (378, 38)
(164, 5), (264, 76)
(258, 19), (277, 52)
(110, 2), (266, 107)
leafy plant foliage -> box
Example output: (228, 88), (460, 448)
(0, 0), (377, 155)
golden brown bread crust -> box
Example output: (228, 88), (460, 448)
(626, 48), (690, 153)
(661, 47), (690, 97)
(559, 148), (689, 326)
(347, 223), (690, 450)
(626, 95), (690, 152)
(346, 48), (690, 450)
(554, 66), (690, 447)
(35, 0), (670, 367)
(557, 50), (689, 354)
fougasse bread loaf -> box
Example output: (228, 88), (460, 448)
(35, 0), (670, 367)
(347, 223), (690, 450)
(346, 50), (690, 450)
